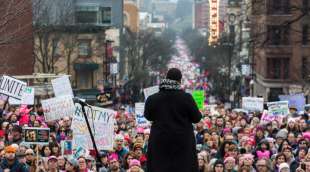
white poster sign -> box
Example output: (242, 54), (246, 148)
(0, 75), (27, 100)
(41, 95), (75, 121)
(267, 101), (289, 116)
(21, 87), (35, 105)
(72, 104), (116, 150)
(143, 86), (159, 100)
(135, 103), (145, 116)
(242, 97), (264, 112)
(51, 76), (74, 98)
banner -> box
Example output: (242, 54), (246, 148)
(135, 102), (149, 127)
(267, 101), (289, 116)
(192, 90), (205, 110)
(41, 96), (75, 121)
(260, 110), (284, 125)
(21, 87), (35, 105)
(23, 127), (50, 145)
(0, 75), (27, 100)
(51, 76), (74, 98)
(242, 97), (264, 112)
(143, 86), (159, 100)
(279, 94), (305, 111)
(72, 104), (116, 150)
(61, 140), (73, 156)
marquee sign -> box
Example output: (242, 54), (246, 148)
(209, 0), (220, 45)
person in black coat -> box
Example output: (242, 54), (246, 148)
(144, 68), (202, 172)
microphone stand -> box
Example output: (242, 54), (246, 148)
(75, 99), (101, 170)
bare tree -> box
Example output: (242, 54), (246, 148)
(32, 0), (75, 74)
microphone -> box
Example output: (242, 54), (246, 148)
(73, 97), (89, 107)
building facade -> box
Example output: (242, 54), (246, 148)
(32, 0), (123, 99)
(251, 0), (310, 101)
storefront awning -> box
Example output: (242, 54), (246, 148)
(74, 63), (99, 71)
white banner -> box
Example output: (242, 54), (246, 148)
(21, 87), (35, 105)
(267, 101), (289, 116)
(143, 86), (159, 100)
(41, 96), (75, 121)
(242, 97), (264, 112)
(72, 104), (116, 150)
(0, 75), (27, 100)
(51, 76), (74, 98)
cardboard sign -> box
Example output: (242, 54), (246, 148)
(41, 95), (75, 121)
(279, 94), (305, 111)
(0, 75), (27, 100)
(61, 140), (73, 156)
(21, 87), (35, 105)
(72, 104), (116, 150)
(51, 76), (74, 98)
(242, 97), (264, 112)
(143, 86), (159, 100)
(23, 127), (50, 145)
(192, 90), (205, 110)
(267, 101), (289, 116)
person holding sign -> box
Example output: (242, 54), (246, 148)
(144, 68), (202, 172)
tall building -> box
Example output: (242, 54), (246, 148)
(193, 0), (209, 31)
(251, 0), (310, 101)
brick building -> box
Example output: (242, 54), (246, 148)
(0, 0), (34, 75)
(251, 0), (310, 101)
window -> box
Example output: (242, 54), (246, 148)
(268, 0), (290, 14)
(78, 40), (91, 56)
(267, 25), (290, 45)
(267, 58), (289, 79)
(268, 88), (283, 101)
(303, 25), (309, 45)
(76, 70), (93, 89)
(101, 7), (112, 24)
(302, 57), (310, 79)
(75, 6), (112, 25)
(52, 39), (61, 57)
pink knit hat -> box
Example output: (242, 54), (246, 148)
(129, 159), (141, 168)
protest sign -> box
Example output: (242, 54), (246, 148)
(0, 75), (27, 100)
(279, 94), (305, 111)
(41, 95), (75, 121)
(73, 146), (88, 159)
(192, 90), (205, 110)
(135, 103), (149, 127)
(72, 104), (116, 150)
(143, 86), (159, 100)
(267, 101), (289, 116)
(21, 87), (35, 105)
(23, 127), (50, 145)
(260, 110), (284, 125)
(61, 140), (73, 156)
(51, 75), (74, 98)
(242, 97), (264, 112)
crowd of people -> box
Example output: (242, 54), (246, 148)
(0, 91), (309, 172)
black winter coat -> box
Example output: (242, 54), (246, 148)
(144, 90), (202, 172)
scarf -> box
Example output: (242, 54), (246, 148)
(159, 79), (181, 91)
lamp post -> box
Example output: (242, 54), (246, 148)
(227, 13), (236, 102)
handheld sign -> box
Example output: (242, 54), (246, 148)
(0, 75), (27, 100)
(72, 104), (116, 150)
(41, 95), (75, 121)
(21, 87), (35, 105)
(242, 97), (264, 112)
(192, 90), (205, 110)
(61, 140), (73, 156)
(279, 94), (305, 111)
(267, 101), (289, 116)
(143, 86), (159, 100)
(135, 102), (149, 127)
(23, 127), (50, 145)
(51, 75), (74, 98)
